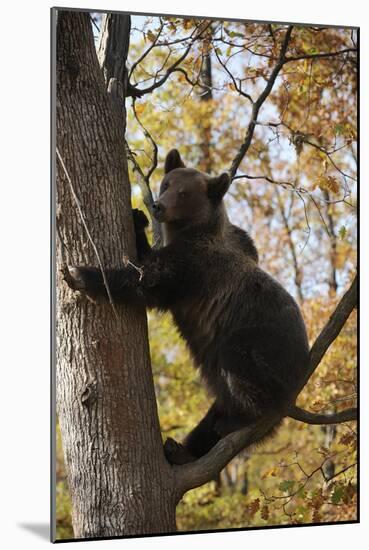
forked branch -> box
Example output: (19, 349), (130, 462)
(174, 274), (357, 496)
(229, 25), (293, 179)
(174, 413), (279, 497)
(303, 274), (357, 388)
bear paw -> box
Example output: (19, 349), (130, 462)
(132, 209), (149, 232)
(63, 266), (102, 293)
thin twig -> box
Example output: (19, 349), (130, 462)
(326, 462), (356, 482)
(133, 21), (213, 97)
(229, 26), (294, 179)
(129, 20), (165, 78)
(56, 219), (70, 266)
(214, 47), (253, 103)
(132, 98), (158, 182)
(56, 147), (119, 320)
(285, 47), (357, 63)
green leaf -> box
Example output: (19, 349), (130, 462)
(338, 225), (347, 240)
(331, 485), (345, 505)
(335, 123), (345, 135)
(279, 480), (295, 493)
(229, 31), (244, 39)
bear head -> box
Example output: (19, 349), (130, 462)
(152, 149), (230, 227)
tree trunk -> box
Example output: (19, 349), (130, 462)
(54, 10), (176, 538)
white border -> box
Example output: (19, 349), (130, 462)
(1, 1), (366, 548)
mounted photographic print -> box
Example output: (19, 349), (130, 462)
(51, 7), (358, 542)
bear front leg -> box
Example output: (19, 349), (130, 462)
(64, 265), (144, 305)
(64, 246), (179, 310)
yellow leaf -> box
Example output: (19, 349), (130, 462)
(135, 103), (146, 116)
(313, 175), (340, 194)
(262, 467), (278, 479)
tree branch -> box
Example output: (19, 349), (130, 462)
(304, 138), (357, 182)
(229, 25), (293, 179)
(303, 274), (357, 389)
(214, 47), (253, 103)
(228, 37), (357, 182)
(289, 405), (357, 424)
(130, 100), (162, 246)
(287, 274), (358, 423)
(285, 47), (357, 63)
(275, 187), (304, 303)
(129, 20), (165, 79)
(132, 22), (212, 97)
(97, 14), (131, 89)
(174, 413), (279, 497)
(171, 67), (198, 87)
(233, 173), (297, 191)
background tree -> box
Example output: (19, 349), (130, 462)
(55, 11), (357, 539)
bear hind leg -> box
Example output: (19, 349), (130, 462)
(164, 401), (223, 465)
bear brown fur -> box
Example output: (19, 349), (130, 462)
(67, 149), (310, 465)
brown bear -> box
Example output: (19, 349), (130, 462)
(66, 149), (310, 465)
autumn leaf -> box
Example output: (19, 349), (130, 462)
(261, 504), (270, 520)
(339, 432), (355, 445)
(135, 103), (146, 116)
(313, 175), (340, 194)
(312, 510), (321, 523)
(248, 498), (260, 517)
(262, 467), (279, 479)
(147, 30), (156, 43)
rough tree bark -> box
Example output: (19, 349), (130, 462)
(55, 11), (176, 538)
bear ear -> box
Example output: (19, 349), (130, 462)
(207, 173), (231, 202)
(164, 149), (186, 174)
